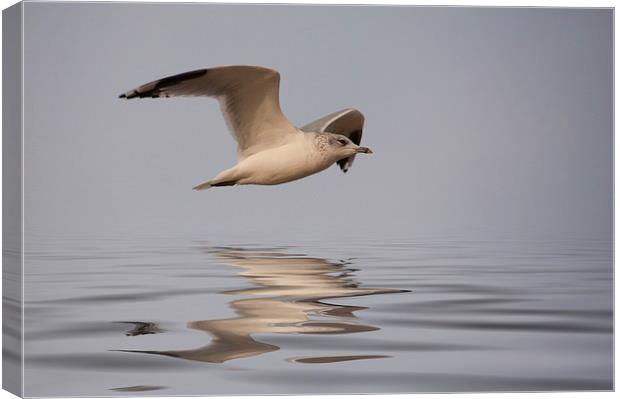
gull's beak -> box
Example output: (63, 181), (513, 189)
(356, 146), (373, 154)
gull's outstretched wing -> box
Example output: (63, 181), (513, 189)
(119, 65), (297, 158)
(302, 108), (365, 172)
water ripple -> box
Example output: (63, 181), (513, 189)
(22, 236), (613, 395)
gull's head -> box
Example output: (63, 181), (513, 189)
(326, 133), (373, 159)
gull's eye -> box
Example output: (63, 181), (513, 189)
(337, 138), (348, 146)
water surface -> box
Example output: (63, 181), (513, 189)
(23, 234), (613, 396)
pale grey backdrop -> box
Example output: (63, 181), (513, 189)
(23, 3), (613, 240)
(19, 5), (614, 395)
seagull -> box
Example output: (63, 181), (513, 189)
(119, 65), (372, 190)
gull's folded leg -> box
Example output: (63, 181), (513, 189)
(193, 179), (239, 190)
(192, 181), (213, 191)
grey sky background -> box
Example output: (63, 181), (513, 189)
(23, 3), (612, 240)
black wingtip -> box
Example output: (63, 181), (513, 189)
(118, 68), (208, 100)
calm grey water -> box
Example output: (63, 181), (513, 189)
(23, 234), (613, 396)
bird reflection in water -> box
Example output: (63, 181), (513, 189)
(118, 247), (406, 364)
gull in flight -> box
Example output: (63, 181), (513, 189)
(119, 65), (372, 190)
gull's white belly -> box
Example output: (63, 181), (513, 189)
(236, 142), (331, 185)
